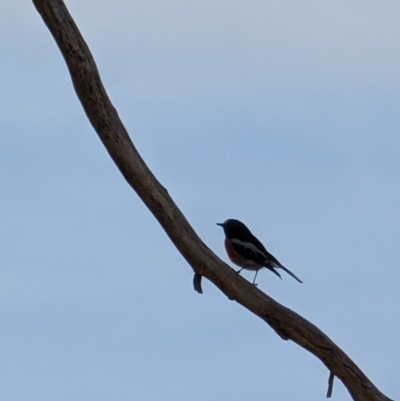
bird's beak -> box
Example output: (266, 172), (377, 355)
(216, 222), (223, 227)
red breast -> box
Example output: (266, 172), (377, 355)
(224, 237), (246, 267)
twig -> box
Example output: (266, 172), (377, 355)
(327, 371), (335, 398)
(193, 273), (203, 294)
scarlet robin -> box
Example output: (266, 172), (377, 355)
(217, 219), (302, 285)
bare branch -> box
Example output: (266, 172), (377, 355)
(32, 1), (394, 400)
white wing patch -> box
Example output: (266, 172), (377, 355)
(231, 239), (268, 259)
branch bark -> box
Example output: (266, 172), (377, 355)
(32, 1), (394, 400)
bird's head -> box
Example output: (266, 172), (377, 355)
(216, 219), (250, 237)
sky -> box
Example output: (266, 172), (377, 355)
(1, 1), (399, 400)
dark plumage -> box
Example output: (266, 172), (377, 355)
(217, 219), (302, 285)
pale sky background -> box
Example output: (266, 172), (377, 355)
(1, 1), (399, 400)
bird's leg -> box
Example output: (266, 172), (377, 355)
(252, 270), (259, 286)
(235, 268), (244, 275)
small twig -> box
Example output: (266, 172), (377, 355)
(193, 273), (203, 294)
(327, 371), (335, 398)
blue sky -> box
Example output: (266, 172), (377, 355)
(1, 1), (399, 400)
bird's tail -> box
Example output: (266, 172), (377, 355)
(267, 267), (282, 280)
(279, 265), (303, 283)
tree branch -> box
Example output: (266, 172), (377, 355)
(32, 1), (393, 400)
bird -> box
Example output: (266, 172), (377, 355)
(216, 219), (302, 285)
